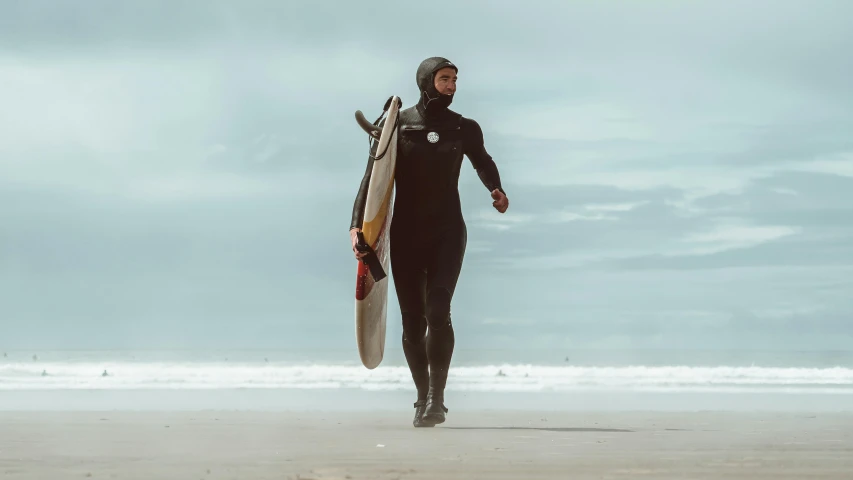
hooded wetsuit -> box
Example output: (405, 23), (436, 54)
(350, 56), (505, 407)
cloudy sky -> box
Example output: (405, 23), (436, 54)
(1, 0), (852, 352)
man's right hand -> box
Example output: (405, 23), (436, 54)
(350, 228), (368, 261)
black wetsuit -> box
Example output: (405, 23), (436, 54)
(350, 57), (505, 415)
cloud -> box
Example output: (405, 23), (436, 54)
(2, 0), (853, 350)
(473, 200), (651, 233)
(794, 155), (853, 178)
(123, 172), (279, 202)
(678, 221), (801, 256)
(463, 166), (853, 276)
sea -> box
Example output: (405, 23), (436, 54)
(2, 348), (852, 411)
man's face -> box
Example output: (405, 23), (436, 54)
(433, 67), (457, 95)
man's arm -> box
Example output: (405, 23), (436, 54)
(350, 153), (374, 230)
(350, 119), (385, 231)
(461, 117), (505, 195)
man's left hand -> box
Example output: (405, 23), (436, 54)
(491, 189), (509, 213)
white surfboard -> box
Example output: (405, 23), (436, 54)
(353, 96), (400, 369)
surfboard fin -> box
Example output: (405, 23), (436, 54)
(355, 97), (402, 139)
(355, 110), (382, 138)
(355, 231), (387, 282)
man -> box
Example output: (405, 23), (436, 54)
(350, 57), (508, 427)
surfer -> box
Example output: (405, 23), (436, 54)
(350, 57), (509, 427)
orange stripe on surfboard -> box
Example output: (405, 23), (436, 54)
(361, 175), (395, 245)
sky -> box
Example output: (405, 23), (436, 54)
(1, 0), (852, 352)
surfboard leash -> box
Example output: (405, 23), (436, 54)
(367, 96), (401, 162)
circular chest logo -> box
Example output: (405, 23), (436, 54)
(427, 132), (440, 143)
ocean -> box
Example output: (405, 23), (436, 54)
(3, 348), (853, 395)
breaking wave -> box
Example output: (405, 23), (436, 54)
(2, 363), (853, 393)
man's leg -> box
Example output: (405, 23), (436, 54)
(422, 223), (467, 424)
(390, 237), (431, 424)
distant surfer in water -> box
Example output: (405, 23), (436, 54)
(350, 57), (509, 427)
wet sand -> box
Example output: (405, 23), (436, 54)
(1, 410), (852, 479)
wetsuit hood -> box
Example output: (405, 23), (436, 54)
(416, 56), (457, 115)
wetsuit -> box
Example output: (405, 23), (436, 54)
(350, 57), (505, 424)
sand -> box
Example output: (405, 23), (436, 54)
(1, 410), (852, 479)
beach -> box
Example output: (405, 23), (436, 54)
(2, 407), (852, 479)
(2, 348), (853, 478)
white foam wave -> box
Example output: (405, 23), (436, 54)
(2, 363), (853, 393)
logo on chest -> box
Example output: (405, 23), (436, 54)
(426, 132), (440, 143)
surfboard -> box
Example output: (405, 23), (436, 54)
(353, 96), (401, 369)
